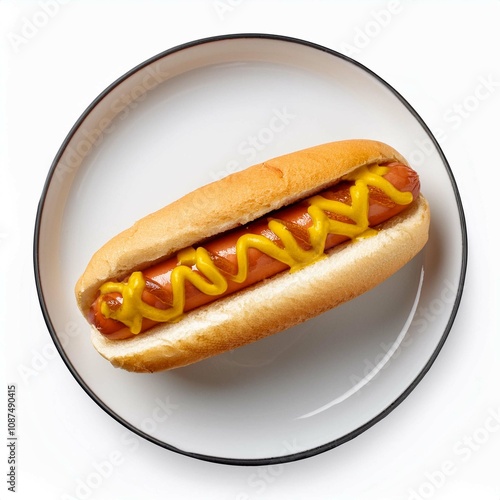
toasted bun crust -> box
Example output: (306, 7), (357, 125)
(75, 139), (407, 314)
(90, 195), (430, 372)
(75, 139), (430, 372)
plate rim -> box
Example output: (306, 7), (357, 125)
(33, 32), (468, 466)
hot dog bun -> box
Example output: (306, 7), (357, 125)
(76, 139), (430, 372)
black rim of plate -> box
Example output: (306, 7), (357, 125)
(33, 33), (468, 466)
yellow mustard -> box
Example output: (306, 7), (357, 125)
(99, 165), (413, 333)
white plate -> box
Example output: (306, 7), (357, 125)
(34, 34), (467, 464)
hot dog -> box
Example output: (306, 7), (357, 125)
(90, 162), (420, 340)
(75, 140), (430, 372)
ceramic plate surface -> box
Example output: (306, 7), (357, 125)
(35, 34), (467, 464)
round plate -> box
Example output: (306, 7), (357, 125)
(34, 34), (467, 465)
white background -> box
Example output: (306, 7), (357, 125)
(1, 1), (499, 499)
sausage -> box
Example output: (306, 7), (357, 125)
(89, 162), (420, 339)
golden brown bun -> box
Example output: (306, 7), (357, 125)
(75, 139), (430, 372)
